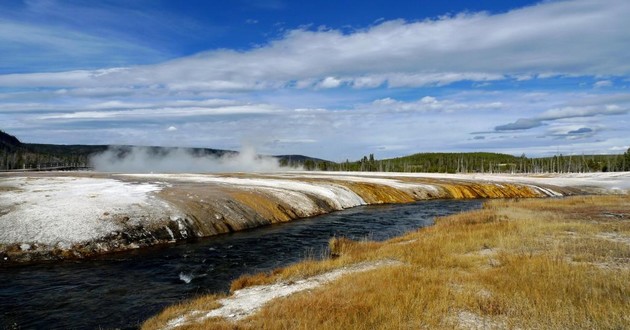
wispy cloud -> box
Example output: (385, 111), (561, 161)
(0, 20), (166, 73)
(594, 80), (613, 88)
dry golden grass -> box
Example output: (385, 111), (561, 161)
(142, 293), (225, 330)
(143, 195), (630, 330)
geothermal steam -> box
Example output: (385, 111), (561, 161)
(90, 146), (283, 173)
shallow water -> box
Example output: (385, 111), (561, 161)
(0, 199), (481, 330)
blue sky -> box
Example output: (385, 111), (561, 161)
(1, 0), (629, 161)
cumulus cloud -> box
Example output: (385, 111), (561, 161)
(318, 77), (342, 89)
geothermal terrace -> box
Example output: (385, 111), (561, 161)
(1, 171), (629, 263)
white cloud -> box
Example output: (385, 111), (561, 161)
(1, 0), (628, 91)
(318, 77), (342, 89)
(36, 103), (280, 121)
(351, 76), (386, 88)
(3, 90), (629, 160)
(372, 98), (397, 106)
(385, 73), (504, 88)
(539, 104), (627, 120)
(167, 126), (177, 131)
(369, 96), (503, 113)
(0, 98), (251, 114)
(420, 96), (437, 104)
(545, 125), (598, 140)
(593, 80), (613, 88)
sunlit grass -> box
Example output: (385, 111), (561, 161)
(144, 195), (630, 330)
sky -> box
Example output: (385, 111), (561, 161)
(1, 0), (629, 161)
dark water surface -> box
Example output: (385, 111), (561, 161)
(0, 199), (481, 330)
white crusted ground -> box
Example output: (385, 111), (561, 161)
(162, 260), (402, 330)
(2, 172), (628, 253)
(283, 171), (630, 193)
(124, 172), (630, 207)
(0, 176), (172, 247)
(123, 174), (368, 214)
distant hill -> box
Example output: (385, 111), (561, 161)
(0, 130), (22, 151)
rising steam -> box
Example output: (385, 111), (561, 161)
(90, 145), (283, 173)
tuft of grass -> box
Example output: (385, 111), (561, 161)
(328, 236), (358, 257)
(144, 195), (630, 330)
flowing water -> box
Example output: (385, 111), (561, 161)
(0, 199), (481, 330)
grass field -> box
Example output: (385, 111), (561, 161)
(144, 195), (630, 330)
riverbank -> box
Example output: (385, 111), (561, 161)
(4, 171), (615, 264)
(0, 200), (481, 329)
(144, 194), (630, 329)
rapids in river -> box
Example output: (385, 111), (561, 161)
(0, 199), (481, 329)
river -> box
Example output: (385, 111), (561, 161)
(0, 199), (481, 330)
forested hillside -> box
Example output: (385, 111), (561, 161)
(349, 151), (630, 173)
(1, 130), (102, 170)
(0, 130), (21, 151)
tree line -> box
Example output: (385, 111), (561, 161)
(0, 148), (92, 170)
(0, 130), (100, 170)
(298, 150), (630, 173)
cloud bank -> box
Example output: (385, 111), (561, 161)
(1, 0), (628, 91)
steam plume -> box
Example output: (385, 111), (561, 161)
(90, 145), (283, 173)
